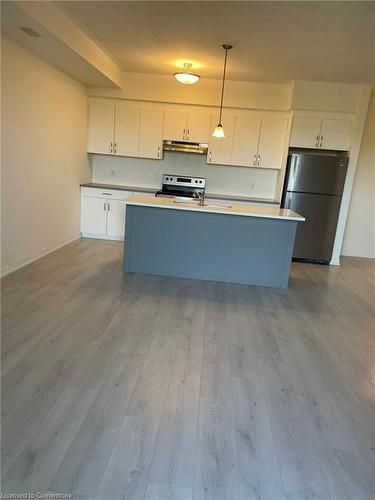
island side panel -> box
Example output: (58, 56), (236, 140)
(123, 205), (298, 288)
(123, 205), (134, 271)
(279, 221), (298, 288)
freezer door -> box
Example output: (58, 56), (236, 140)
(284, 191), (342, 262)
(286, 153), (348, 195)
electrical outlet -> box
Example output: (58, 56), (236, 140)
(111, 168), (120, 177)
(250, 183), (256, 191)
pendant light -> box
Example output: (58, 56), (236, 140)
(212, 44), (233, 138)
(174, 63), (200, 84)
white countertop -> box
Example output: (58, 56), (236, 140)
(123, 195), (305, 221)
(80, 183), (279, 204)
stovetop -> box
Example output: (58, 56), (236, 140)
(155, 174), (206, 199)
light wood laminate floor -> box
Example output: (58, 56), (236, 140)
(1, 238), (375, 499)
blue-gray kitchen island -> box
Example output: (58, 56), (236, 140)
(123, 196), (304, 289)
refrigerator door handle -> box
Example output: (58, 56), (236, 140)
(286, 154), (298, 192)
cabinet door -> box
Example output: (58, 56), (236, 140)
(320, 119), (352, 151)
(80, 197), (107, 236)
(207, 113), (236, 166)
(163, 109), (187, 141)
(115, 102), (140, 157)
(139, 108), (164, 159)
(107, 199), (126, 240)
(257, 116), (289, 169)
(231, 114), (261, 167)
(87, 101), (115, 154)
(186, 111), (212, 143)
(289, 116), (321, 149)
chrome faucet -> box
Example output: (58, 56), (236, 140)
(195, 189), (205, 206)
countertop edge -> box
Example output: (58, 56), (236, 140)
(124, 199), (305, 222)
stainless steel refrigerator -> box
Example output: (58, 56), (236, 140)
(281, 149), (348, 264)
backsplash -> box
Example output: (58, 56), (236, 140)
(91, 152), (279, 198)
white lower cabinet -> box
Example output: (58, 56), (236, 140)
(81, 188), (132, 241)
(106, 199), (126, 239)
(80, 197), (107, 236)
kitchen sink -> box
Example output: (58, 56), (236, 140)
(172, 199), (231, 209)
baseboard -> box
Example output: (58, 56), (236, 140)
(329, 256), (341, 266)
(1, 234), (80, 278)
(81, 233), (124, 242)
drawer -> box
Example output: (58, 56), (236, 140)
(81, 187), (133, 200)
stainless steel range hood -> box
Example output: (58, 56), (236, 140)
(163, 140), (208, 154)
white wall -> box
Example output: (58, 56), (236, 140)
(342, 95), (375, 258)
(89, 72), (293, 111)
(1, 37), (90, 276)
(91, 152), (279, 199)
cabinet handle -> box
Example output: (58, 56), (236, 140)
(104, 202), (106, 211)
(320, 135), (323, 148)
(257, 154), (261, 166)
(114, 148), (117, 154)
(107, 202), (110, 211)
(208, 151), (212, 163)
(102, 192), (112, 196)
(157, 146), (161, 158)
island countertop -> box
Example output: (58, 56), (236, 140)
(123, 195), (305, 222)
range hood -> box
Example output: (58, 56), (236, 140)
(163, 140), (208, 154)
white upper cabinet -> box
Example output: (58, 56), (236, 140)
(163, 109), (187, 141)
(319, 119), (352, 151)
(289, 116), (321, 149)
(207, 113), (236, 165)
(139, 108), (164, 159)
(87, 102), (115, 154)
(257, 116), (289, 169)
(290, 115), (353, 150)
(221, 112), (288, 169)
(115, 102), (140, 157)
(186, 111), (212, 143)
(231, 114), (261, 167)
(163, 108), (212, 143)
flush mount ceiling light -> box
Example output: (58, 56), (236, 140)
(174, 63), (200, 85)
(212, 44), (233, 138)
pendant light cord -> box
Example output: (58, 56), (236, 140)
(218, 44), (232, 124)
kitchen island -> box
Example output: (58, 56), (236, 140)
(123, 195), (305, 288)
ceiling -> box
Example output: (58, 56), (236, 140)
(55, 0), (375, 84)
